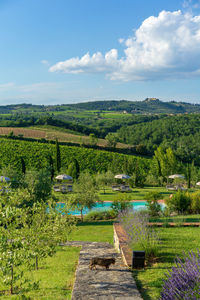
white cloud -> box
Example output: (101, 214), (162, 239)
(49, 10), (200, 81)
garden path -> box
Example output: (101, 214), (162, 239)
(64, 241), (142, 300)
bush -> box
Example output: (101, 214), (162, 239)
(160, 250), (200, 299)
(111, 193), (132, 213)
(146, 191), (161, 201)
(166, 190), (191, 213)
(83, 210), (117, 221)
(146, 191), (162, 217)
(190, 191), (200, 213)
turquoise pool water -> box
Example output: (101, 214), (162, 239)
(56, 201), (152, 216)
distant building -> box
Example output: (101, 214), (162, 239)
(145, 98), (160, 102)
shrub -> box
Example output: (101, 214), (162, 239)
(84, 210), (117, 221)
(111, 193), (132, 213)
(160, 250), (200, 300)
(166, 190), (191, 213)
(146, 191), (162, 217)
(118, 210), (160, 261)
(190, 191), (200, 213)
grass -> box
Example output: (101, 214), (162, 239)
(132, 227), (200, 299)
(0, 246), (80, 299)
(97, 186), (174, 201)
(150, 214), (200, 223)
(68, 220), (114, 245)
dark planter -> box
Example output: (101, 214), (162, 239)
(132, 251), (145, 269)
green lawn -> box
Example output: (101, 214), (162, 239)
(97, 186), (174, 201)
(0, 246), (80, 299)
(150, 214), (200, 223)
(68, 220), (114, 244)
(133, 227), (200, 299)
(53, 186), (173, 203)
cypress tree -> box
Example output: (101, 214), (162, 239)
(48, 155), (54, 181)
(55, 139), (61, 173)
(21, 157), (26, 174)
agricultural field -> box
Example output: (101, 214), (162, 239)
(0, 126), (131, 149)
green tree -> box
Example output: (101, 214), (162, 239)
(55, 139), (61, 173)
(24, 169), (52, 205)
(70, 171), (99, 221)
(48, 155), (54, 181)
(20, 157), (26, 174)
(67, 158), (80, 179)
(105, 133), (117, 148)
(89, 133), (98, 146)
(0, 205), (30, 294)
(111, 193), (132, 213)
(96, 170), (114, 193)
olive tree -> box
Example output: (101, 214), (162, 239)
(70, 171), (99, 221)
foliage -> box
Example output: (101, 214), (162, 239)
(24, 169), (52, 205)
(105, 133), (117, 148)
(95, 170), (114, 193)
(145, 191), (162, 217)
(89, 133), (98, 146)
(48, 154), (54, 181)
(166, 190), (191, 213)
(0, 205), (31, 294)
(0, 197), (76, 296)
(119, 210), (160, 261)
(20, 157), (26, 174)
(0, 138), (150, 174)
(151, 146), (178, 184)
(133, 161), (147, 187)
(55, 139), (61, 172)
(83, 209), (117, 221)
(160, 250), (200, 300)
(25, 202), (76, 270)
(190, 191), (200, 213)
(67, 158), (80, 179)
(70, 171), (99, 221)
(111, 193), (132, 213)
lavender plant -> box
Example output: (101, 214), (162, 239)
(118, 209), (160, 261)
(160, 250), (200, 300)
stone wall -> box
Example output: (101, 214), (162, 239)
(113, 223), (132, 267)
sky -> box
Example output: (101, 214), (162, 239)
(0, 0), (200, 105)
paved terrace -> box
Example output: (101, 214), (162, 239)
(64, 241), (142, 300)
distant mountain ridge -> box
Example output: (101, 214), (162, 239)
(0, 98), (200, 114)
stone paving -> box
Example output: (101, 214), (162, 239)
(64, 241), (142, 300)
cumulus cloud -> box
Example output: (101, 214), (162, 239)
(49, 10), (200, 81)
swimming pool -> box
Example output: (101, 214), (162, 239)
(56, 201), (157, 216)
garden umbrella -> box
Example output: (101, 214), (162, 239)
(55, 174), (73, 180)
(0, 176), (10, 182)
(114, 174), (130, 179)
(168, 174), (185, 179)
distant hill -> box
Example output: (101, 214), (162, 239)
(0, 99), (200, 114)
(66, 98), (200, 114)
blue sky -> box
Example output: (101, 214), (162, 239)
(0, 0), (200, 104)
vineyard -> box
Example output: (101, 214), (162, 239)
(0, 138), (150, 174)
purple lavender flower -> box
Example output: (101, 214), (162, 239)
(160, 250), (200, 300)
(118, 209), (160, 260)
